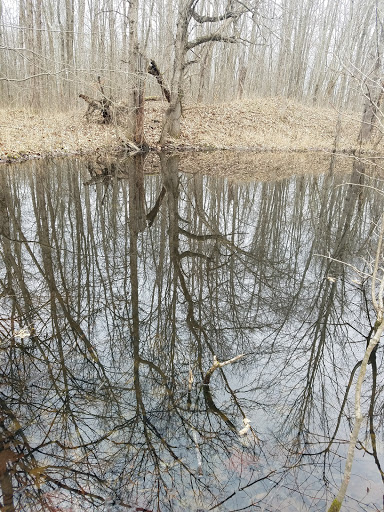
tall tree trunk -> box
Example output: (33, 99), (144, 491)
(76, 0), (86, 70)
(127, 0), (147, 148)
(65, 0), (74, 66)
(0, 438), (16, 512)
(358, 11), (384, 144)
(358, 78), (384, 144)
(160, 0), (190, 144)
(33, 0), (43, 109)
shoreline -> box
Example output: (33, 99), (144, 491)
(0, 97), (375, 165)
(0, 144), (362, 165)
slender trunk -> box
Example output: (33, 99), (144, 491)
(65, 0), (74, 66)
(33, 0), (43, 109)
(0, 439), (16, 512)
(328, 213), (384, 512)
(77, 0), (85, 69)
(127, 0), (147, 148)
(0, 471), (15, 512)
(358, 76), (384, 144)
(328, 319), (384, 512)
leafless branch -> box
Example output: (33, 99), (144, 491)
(186, 35), (238, 51)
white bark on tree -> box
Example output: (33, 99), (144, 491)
(328, 213), (384, 512)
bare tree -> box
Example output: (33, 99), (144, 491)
(0, 0), (382, 120)
(125, 0), (148, 149)
(159, 0), (252, 143)
(328, 213), (384, 512)
(358, 13), (384, 146)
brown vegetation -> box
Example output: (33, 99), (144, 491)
(0, 97), (369, 164)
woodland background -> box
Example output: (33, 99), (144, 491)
(0, 0), (381, 114)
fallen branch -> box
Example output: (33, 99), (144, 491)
(78, 93), (112, 124)
(203, 354), (244, 385)
(148, 60), (171, 103)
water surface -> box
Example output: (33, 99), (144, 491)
(1, 152), (384, 511)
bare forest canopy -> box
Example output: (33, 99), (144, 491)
(0, 0), (382, 114)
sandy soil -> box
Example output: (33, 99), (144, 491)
(0, 96), (375, 164)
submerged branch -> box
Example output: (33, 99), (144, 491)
(202, 355), (245, 433)
(203, 354), (245, 385)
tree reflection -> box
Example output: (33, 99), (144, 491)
(0, 154), (384, 511)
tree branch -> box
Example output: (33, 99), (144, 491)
(189, 9), (237, 23)
(203, 354), (244, 385)
(0, 69), (67, 82)
(186, 35), (238, 51)
(147, 60), (171, 102)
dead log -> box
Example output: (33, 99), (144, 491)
(97, 76), (112, 123)
(148, 60), (171, 103)
(79, 93), (112, 124)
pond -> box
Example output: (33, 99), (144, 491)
(1, 151), (384, 511)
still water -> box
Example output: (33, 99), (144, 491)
(1, 152), (384, 511)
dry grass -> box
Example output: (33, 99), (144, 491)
(0, 110), (120, 162)
(0, 96), (372, 164)
(180, 98), (361, 151)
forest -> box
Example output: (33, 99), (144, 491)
(0, 0), (383, 148)
(2, 2), (384, 512)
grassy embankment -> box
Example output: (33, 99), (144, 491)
(0, 97), (372, 164)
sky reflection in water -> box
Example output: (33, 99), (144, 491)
(0, 153), (384, 511)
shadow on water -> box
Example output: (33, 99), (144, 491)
(1, 151), (384, 511)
